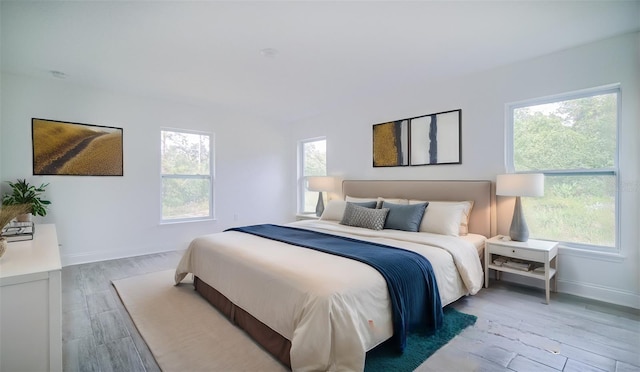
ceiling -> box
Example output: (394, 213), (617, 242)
(2, 1), (639, 124)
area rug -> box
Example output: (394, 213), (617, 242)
(113, 269), (476, 372)
(364, 307), (477, 371)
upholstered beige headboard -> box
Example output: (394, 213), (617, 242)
(342, 180), (496, 238)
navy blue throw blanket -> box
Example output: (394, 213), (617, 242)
(226, 224), (443, 351)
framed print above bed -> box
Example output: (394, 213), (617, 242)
(372, 109), (461, 167)
(32, 118), (123, 176)
(410, 109), (461, 166)
(372, 120), (409, 167)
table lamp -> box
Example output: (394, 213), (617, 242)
(496, 173), (544, 242)
(307, 176), (335, 217)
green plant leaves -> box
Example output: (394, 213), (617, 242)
(2, 179), (51, 217)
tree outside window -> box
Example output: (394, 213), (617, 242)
(161, 129), (214, 222)
(299, 138), (326, 214)
(509, 87), (618, 249)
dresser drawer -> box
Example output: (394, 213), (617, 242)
(488, 243), (546, 262)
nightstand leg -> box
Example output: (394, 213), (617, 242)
(484, 248), (489, 288)
(552, 256), (558, 292)
(545, 261), (550, 304)
(545, 283), (550, 304)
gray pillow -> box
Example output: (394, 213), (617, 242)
(382, 201), (429, 232)
(340, 203), (389, 230)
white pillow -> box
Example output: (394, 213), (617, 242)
(410, 200), (474, 235)
(320, 200), (347, 221)
(417, 202), (465, 236)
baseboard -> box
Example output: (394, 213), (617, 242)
(61, 246), (183, 267)
(558, 278), (640, 310)
(494, 272), (640, 310)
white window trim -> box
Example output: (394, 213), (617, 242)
(297, 136), (326, 214)
(160, 127), (216, 224)
(505, 84), (621, 255)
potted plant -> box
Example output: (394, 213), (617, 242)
(2, 179), (51, 221)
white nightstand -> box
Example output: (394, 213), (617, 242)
(295, 213), (320, 221)
(484, 236), (559, 304)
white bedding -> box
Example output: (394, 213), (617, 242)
(461, 232), (487, 254)
(175, 220), (484, 371)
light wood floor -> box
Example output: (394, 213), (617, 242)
(62, 251), (640, 372)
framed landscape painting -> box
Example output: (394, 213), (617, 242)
(32, 118), (123, 176)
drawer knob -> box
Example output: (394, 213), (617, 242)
(512, 249), (516, 253)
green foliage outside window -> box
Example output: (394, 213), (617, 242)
(161, 130), (212, 220)
(522, 175), (615, 246)
(162, 178), (210, 219)
(513, 92), (617, 247)
(302, 139), (327, 213)
(161, 131), (210, 174)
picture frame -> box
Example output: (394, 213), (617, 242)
(372, 120), (409, 167)
(372, 109), (461, 167)
(409, 109), (461, 166)
(32, 118), (123, 176)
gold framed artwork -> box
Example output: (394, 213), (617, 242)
(32, 118), (123, 176)
(372, 120), (409, 167)
(373, 109), (461, 167)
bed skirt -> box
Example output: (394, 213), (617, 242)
(194, 276), (292, 368)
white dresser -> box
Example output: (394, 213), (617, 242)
(0, 224), (62, 372)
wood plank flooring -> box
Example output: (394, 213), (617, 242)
(62, 251), (640, 372)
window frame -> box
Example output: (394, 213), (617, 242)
(160, 127), (215, 224)
(297, 137), (327, 215)
(505, 84), (621, 253)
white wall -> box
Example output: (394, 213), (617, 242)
(0, 73), (3, 183)
(291, 32), (640, 309)
(1, 73), (293, 265)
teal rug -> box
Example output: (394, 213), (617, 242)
(365, 307), (477, 372)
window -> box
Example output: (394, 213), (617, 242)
(298, 138), (326, 214)
(507, 86), (619, 250)
(161, 129), (214, 222)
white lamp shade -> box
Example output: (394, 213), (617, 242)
(496, 173), (544, 197)
(307, 176), (335, 192)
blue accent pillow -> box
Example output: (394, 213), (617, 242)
(351, 201), (377, 209)
(382, 201), (429, 232)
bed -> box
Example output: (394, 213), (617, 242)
(175, 180), (495, 371)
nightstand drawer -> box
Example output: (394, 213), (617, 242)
(488, 244), (546, 261)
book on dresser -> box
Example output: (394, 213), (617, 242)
(1, 221), (35, 242)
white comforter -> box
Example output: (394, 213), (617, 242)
(175, 220), (484, 371)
